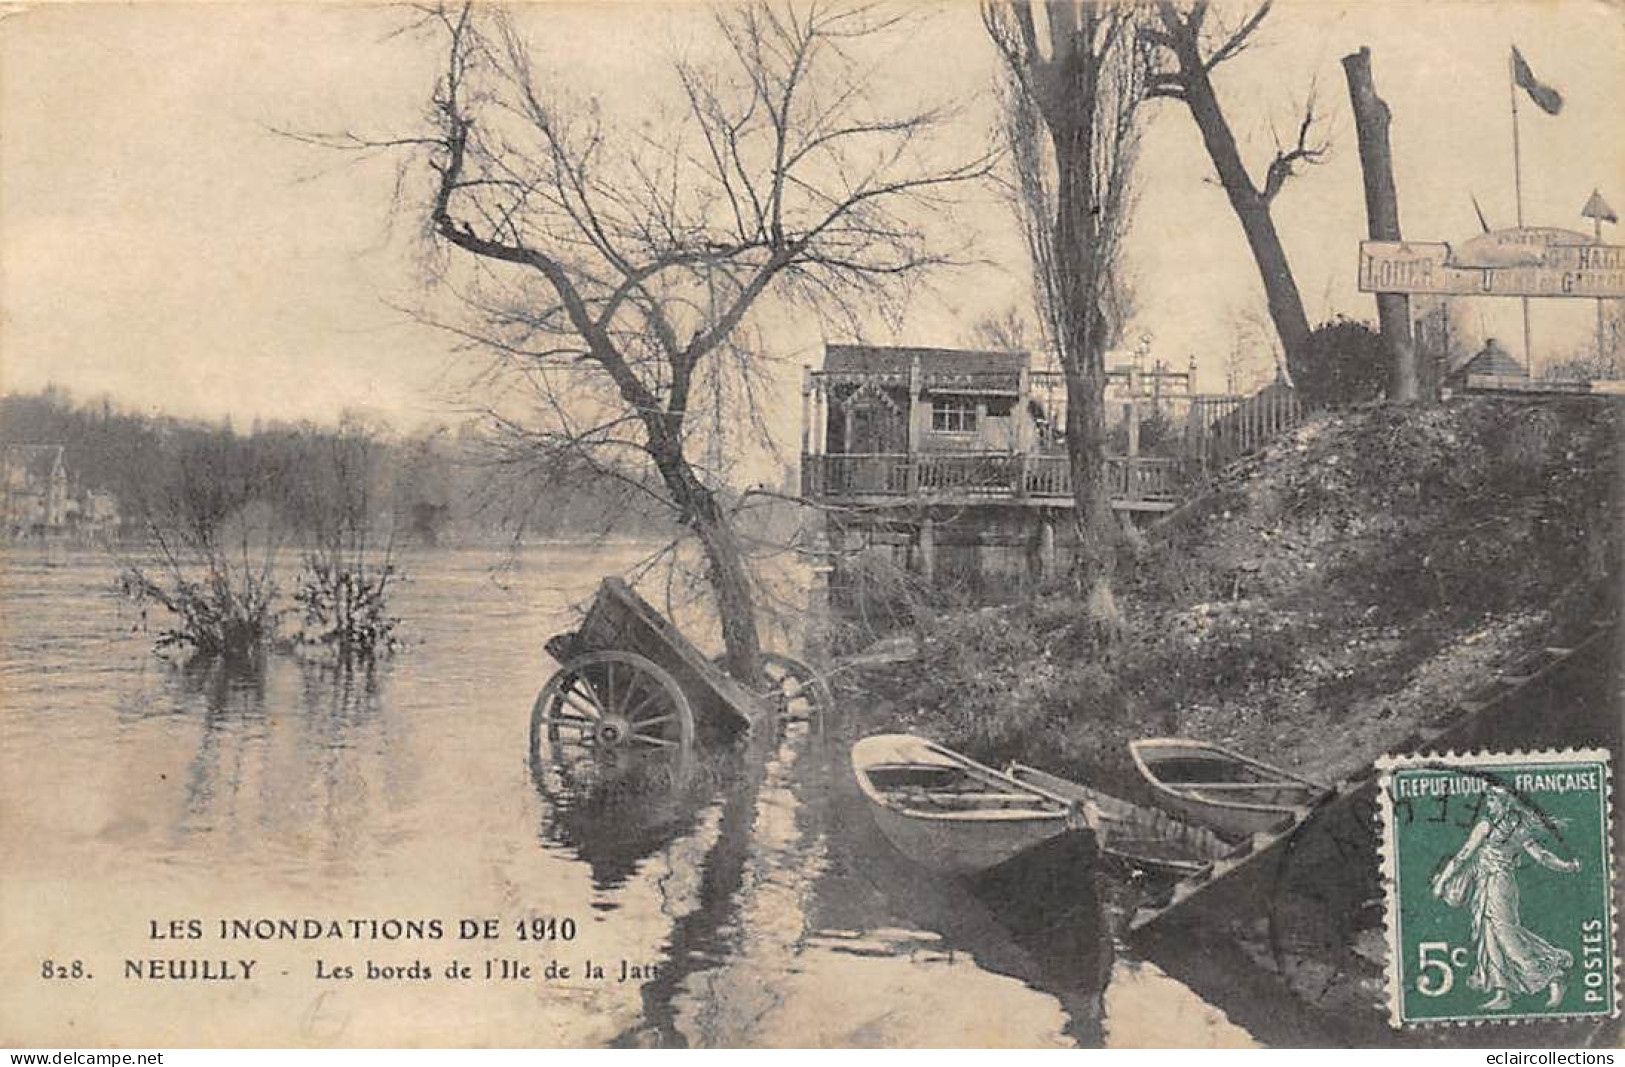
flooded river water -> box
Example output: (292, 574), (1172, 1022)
(0, 543), (1253, 1047)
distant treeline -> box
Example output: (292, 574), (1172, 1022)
(0, 388), (678, 545)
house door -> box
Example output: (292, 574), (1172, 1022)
(841, 399), (906, 494)
(848, 401), (904, 453)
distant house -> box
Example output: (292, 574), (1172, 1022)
(1, 445), (120, 540)
(81, 489), (122, 535)
(2, 445), (70, 536)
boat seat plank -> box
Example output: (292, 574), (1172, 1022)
(887, 789), (1059, 811)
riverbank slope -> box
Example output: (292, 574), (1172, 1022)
(839, 396), (1619, 799)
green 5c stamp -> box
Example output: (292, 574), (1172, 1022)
(1377, 749), (1617, 1027)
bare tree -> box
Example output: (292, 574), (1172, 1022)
(1145, 1), (1329, 371)
(984, 0), (1150, 627)
(324, 3), (993, 680)
(965, 304), (1039, 354)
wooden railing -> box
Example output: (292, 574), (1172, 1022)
(802, 452), (1182, 506)
(1107, 456), (1181, 502)
(799, 382), (1302, 512)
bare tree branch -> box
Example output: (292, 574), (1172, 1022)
(305, 0), (992, 678)
(1261, 83), (1330, 203)
(1204, 0), (1274, 71)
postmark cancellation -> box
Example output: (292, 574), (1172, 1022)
(1376, 749), (1618, 1028)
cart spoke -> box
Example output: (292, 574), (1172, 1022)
(632, 715), (674, 732)
(616, 672), (647, 718)
(560, 691), (602, 721)
(631, 733), (677, 748)
(621, 690), (663, 724)
(547, 716), (592, 732)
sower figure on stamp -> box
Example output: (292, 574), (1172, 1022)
(1431, 787), (1582, 1011)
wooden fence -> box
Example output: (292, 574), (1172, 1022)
(1186, 385), (1303, 476)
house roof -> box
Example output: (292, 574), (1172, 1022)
(1452, 339), (1525, 380)
(2, 445), (65, 481)
(823, 344), (1028, 378)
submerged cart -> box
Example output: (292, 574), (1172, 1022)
(529, 577), (831, 764)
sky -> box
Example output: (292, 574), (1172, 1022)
(2, 0), (1623, 447)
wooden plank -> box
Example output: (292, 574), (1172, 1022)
(1464, 374), (1625, 396)
(1361, 237), (1625, 298)
(1468, 376), (1625, 395)
(594, 578), (762, 731)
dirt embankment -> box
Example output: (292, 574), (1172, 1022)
(839, 397), (1620, 798)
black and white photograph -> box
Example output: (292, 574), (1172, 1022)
(0, 0), (1620, 1051)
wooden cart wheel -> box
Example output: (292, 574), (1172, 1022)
(760, 652), (834, 724)
(530, 651), (695, 767)
(708, 650), (833, 723)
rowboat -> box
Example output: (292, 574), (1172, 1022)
(851, 734), (1095, 876)
(1007, 763), (1232, 878)
(1129, 737), (1328, 838)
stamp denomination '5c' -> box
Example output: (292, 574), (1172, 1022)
(1377, 749), (1617, 1028)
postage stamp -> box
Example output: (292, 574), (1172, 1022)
(1376, 749), (1618, 1028)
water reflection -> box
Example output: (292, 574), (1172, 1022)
(582, 702), (1105, 1047)
(529, 744), (733, 893)
(172, 657), (270, 835)
(151, 657), (402, 881)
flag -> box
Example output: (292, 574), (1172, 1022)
(1470, 193), (1492, 234)
(1511, 46), (1563, 115)
(1582, 189), (1618, 225)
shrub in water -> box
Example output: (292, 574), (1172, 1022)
(119, 562), (280, 665)
(293, 557), (401, 664)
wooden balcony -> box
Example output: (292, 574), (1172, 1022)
(801, 452), (1183, 512)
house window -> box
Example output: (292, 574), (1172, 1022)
(932, 396), (977, 434)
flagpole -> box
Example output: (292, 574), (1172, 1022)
(1510, 48), (1533, 376)
(1510, 50), (1524, 228)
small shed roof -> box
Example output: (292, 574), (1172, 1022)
(1453, 339), (1526, 380)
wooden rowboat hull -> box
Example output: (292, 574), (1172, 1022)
(1140, 789), (1298, 838)
(1129, 737), (1326, 838)
(851, 734), (1084, 877)
(863, 801), (1074, 876)
(1007, 764), (1230, 877)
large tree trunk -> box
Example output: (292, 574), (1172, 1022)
(650, 438), (763, 686)
(1047, 74), (1119, 628)
(1166, 26), (1312, 371)
(1342, 47), (1419, 403)
(689, 492), (764, 686)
